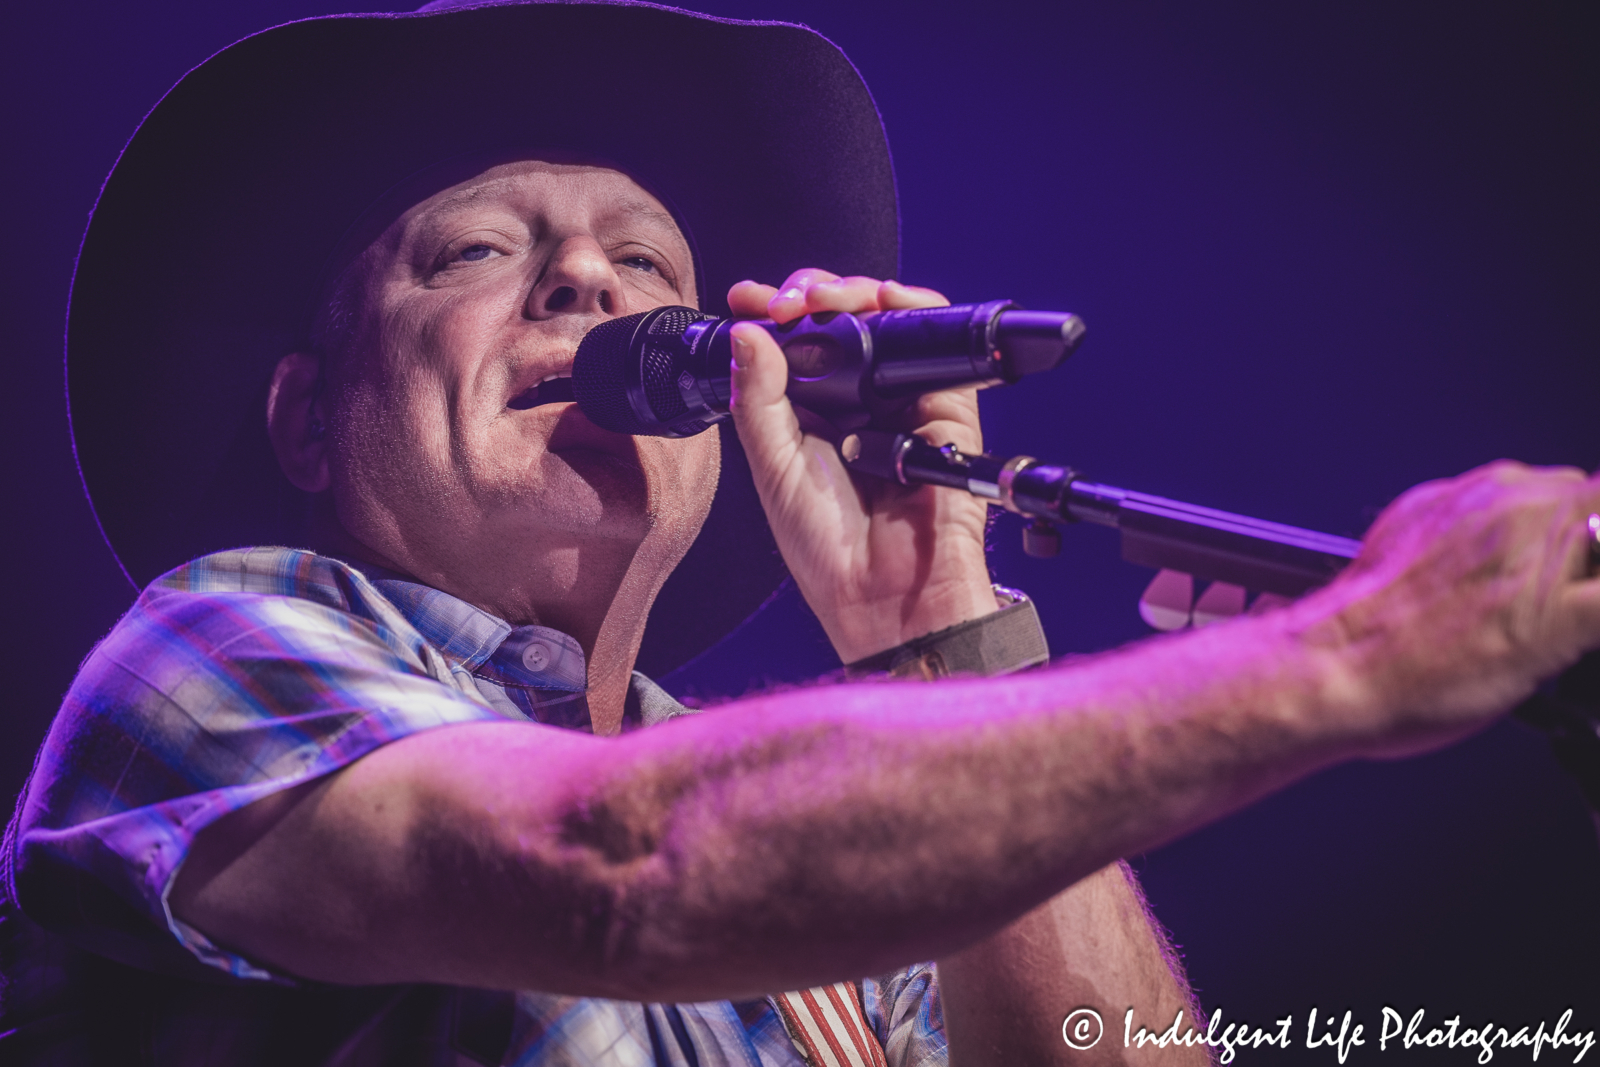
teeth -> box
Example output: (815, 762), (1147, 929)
(538, 371), (574, 384)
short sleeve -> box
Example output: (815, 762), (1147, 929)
(862, 962), (947, 1067)
(7, 549), (506, 983)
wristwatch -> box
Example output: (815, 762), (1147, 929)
(843, 585), (1050, 681)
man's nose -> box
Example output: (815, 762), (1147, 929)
(526, 237), (618, 320)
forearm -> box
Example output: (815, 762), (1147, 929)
(596, 606), (1360, 998)
(940, 863), (1208, 1066)
(182, 597), (1366, 997)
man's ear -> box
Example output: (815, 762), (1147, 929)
(267, 352), (331, 493)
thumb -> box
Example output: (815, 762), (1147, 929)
(1561, 568), (1600, 661)
(728, 321), (802, 484)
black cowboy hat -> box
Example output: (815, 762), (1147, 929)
(66, 0), (899, 675)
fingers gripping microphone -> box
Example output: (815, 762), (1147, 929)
(572, 301), (1086, 438)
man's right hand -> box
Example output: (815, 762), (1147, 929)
(1287, 460), (1600, 759)
(169, 459), (1600, 1002)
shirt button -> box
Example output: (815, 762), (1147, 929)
(521, 642), (551, 672)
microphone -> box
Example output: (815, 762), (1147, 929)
(572, 300), (1086, 438)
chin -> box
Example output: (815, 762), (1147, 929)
(518, 449), (654, 541)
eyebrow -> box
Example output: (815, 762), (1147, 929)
(412, 185), (687, 253)
(421, 184), (680, 232)
(610, 198), (682, 234)
(425, 179), (514, 216)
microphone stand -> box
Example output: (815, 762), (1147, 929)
(840, 429), (1361, 593)
(839, 429), (1600, 821)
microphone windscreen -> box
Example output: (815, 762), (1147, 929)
(574, 306), (721, 437)
(573, 314), (652, 434)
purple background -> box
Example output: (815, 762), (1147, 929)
(4, 0), (1596, 1058)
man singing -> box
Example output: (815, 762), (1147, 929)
(3, 2), (1596, 1065)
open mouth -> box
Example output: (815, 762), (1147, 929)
(508, 375), (575, 410)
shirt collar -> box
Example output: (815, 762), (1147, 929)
(341, 559), (587, 693)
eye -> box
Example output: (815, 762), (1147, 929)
(457, 244), (495, 262)
(619, 255), (660, 275)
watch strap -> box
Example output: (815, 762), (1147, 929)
(843, 586), (1049, 681)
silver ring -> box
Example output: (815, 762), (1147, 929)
(1587, 512), (1600, 574)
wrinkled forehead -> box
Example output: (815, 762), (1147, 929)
(319, 148), (703, 301)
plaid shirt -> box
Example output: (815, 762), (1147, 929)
(0, 547), (946, 1066)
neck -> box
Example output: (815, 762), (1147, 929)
(308, 500), (658, 736)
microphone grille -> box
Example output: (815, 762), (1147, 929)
(643, 345), (688, 424)
(574, 314), (652, 435)
(639, 306), (704, 426)
(648, 306), (707, 338)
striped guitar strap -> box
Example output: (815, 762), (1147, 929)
(771, 982), (889, 1067)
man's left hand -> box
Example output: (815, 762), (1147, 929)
(727, 269), (997, 663)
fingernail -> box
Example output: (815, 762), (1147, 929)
(731, 329), (753, 370)
(779, 287), (803, 302)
